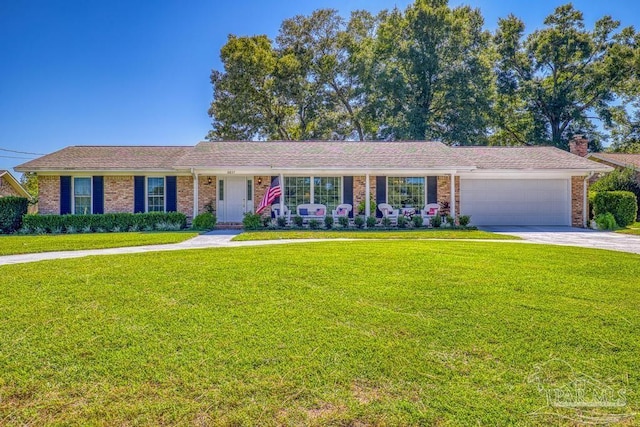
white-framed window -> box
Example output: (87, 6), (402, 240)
(284, 176), (342, 211)
(147, 177), (165, 212)
(73, 177), (92, 215)
(387, 177), (425, 208)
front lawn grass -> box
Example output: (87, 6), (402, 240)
(616, 221), (640, 236)
(0, 231), (198, 256)
(0, 241), (638, 425)
(233, 229), (519, 241)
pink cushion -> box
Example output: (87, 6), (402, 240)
(316, 209), (325, 215)
(428, 208), (438, 215)
(337, 208), (346, 215)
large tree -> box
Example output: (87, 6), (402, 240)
(493, 4), (638, 149)
(364, 0), (493, 143)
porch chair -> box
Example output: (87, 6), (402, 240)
(331, 203), (353, 223)
(421, 203), (440, 226)
(378, 203), (399, 226)
(271, 204), (291, 225)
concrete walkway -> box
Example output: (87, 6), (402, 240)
(482, 226), (640, 255)
(1, 227), (639, 266)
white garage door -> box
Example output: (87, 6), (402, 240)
(460, 179), (570, 226)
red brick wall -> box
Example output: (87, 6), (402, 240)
(104, 176), (134, 213)
(37, 175), (60, 214)
(177, 176), (194, 219)
(437, 175), (460, 216)
(571, 176), (586, 227)
(198, 176), (217, 215)
(0, 175), (22, 197)
(353, 176), (376, 215)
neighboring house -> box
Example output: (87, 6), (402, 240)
(0, 170), (31, 199)
(15, 138), (612, 227)
(587, 152), (640, 184)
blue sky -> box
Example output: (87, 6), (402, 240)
(2, 0), (640, 174)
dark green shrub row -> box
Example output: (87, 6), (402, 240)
(21, 212), (187, 233)
(592, 191), (638, 228)
(0, 196), (29, 233)
(591, 167), (640, 220)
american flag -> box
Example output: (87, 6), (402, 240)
(256, 176), (282, 214)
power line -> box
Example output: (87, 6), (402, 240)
(0, 155), (36, 159)
(0, 148), (45, 155)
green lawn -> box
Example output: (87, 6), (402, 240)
(617, 222), (640, 236)
(0, 231), (198, 256)
(0, 241), (638, 425)
(233, 229), (519, 241)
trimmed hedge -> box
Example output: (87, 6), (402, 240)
(21, 212), (187, 233)
(592, 191), (638, 228)
(0, 196), (29, 233)
(192, 212), (217, 230)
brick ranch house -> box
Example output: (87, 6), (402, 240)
(15, 138), (612, 227)
(0, 170), (31, 199)
(587, 151), (640, 184)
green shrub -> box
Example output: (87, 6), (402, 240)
(324, 216), (334, 229)
(366, 216), (377, 228)
(242, 213), (263, 230)
(357, 197), (377, 215)
(276, 216), (287, 228)
(431, 215), (442, 228)
(412, 215), (423, 228)
(381, 217), (392, 228)
(594, 212), (617, 230)
(338, 216), (349, 228)
(192, 212), (217, 230)
(21, 212), (187, 234)
(444, 215), (455, 226)
(0, 196), (29, 233)
(591, 167), (640, 219)
(293, 215), (304, 228)
(309, 219), (321, 230)
(458, 215), (471, 227)
(592, 191), (638, 228)
(354, 216), (365, 229)
(397, 215), (408, 228)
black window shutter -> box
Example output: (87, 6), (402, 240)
(375, 176), (386, 218)
(166, 176), (177, 212)
(427, 176), (437, 204)
(134, 176), (145, 213)
(342, 176), (353, 217)
(60, 176), (72, 214)
(92, 176), (104, 214)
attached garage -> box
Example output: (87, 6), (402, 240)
(460, 178), (571, 226)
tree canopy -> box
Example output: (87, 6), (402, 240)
(208, 1), (640, 151)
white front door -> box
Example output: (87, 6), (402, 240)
(219, 177), (252, 222)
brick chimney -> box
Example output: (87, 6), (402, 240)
(569, 134), (588, 157)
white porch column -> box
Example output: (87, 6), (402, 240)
(279, 173), (285, 217)
(365, 174), (371, 217)
(192, 172), (199, 219)
(450, 173), (456, 218)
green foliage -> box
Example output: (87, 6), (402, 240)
(293, 215), (304, 228)
(357, 197), (376, 215)
(430, 214), (442, 228)
(192, 213), (217, 230)
(308, 219), (321, 230)
(21, 212), (187, 234)
(0, 196), (29, 233)
(323, 215), (334, 229)
(381, 217), (392, 228)
(444, 215), (455, 226)
(242, 213), (264, 230)
(458, 215), (471, 227)
(277, 216), (287, 228)
(592, 191), (638, 227)
(591, 167), (640, 219)
(338, 216), (349, 228)
(366, 216), (377, 228)
(397, 215), (408, 229)
(354, 216), (365, 229)
(594, 212), (618, 230)
(20, 172), (38, 199)
(493, 4), (637, 147)
(412, 215), (423, 228)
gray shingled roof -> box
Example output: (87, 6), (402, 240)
(454, 146), (613, 171)
(15, 146), (192, 171)
(590, 152), (640, 170)
(174, 141), (475, 169)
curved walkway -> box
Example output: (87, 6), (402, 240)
(1, 228), (639, 266)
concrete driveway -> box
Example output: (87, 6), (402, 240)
(482, 226), (640, 255)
